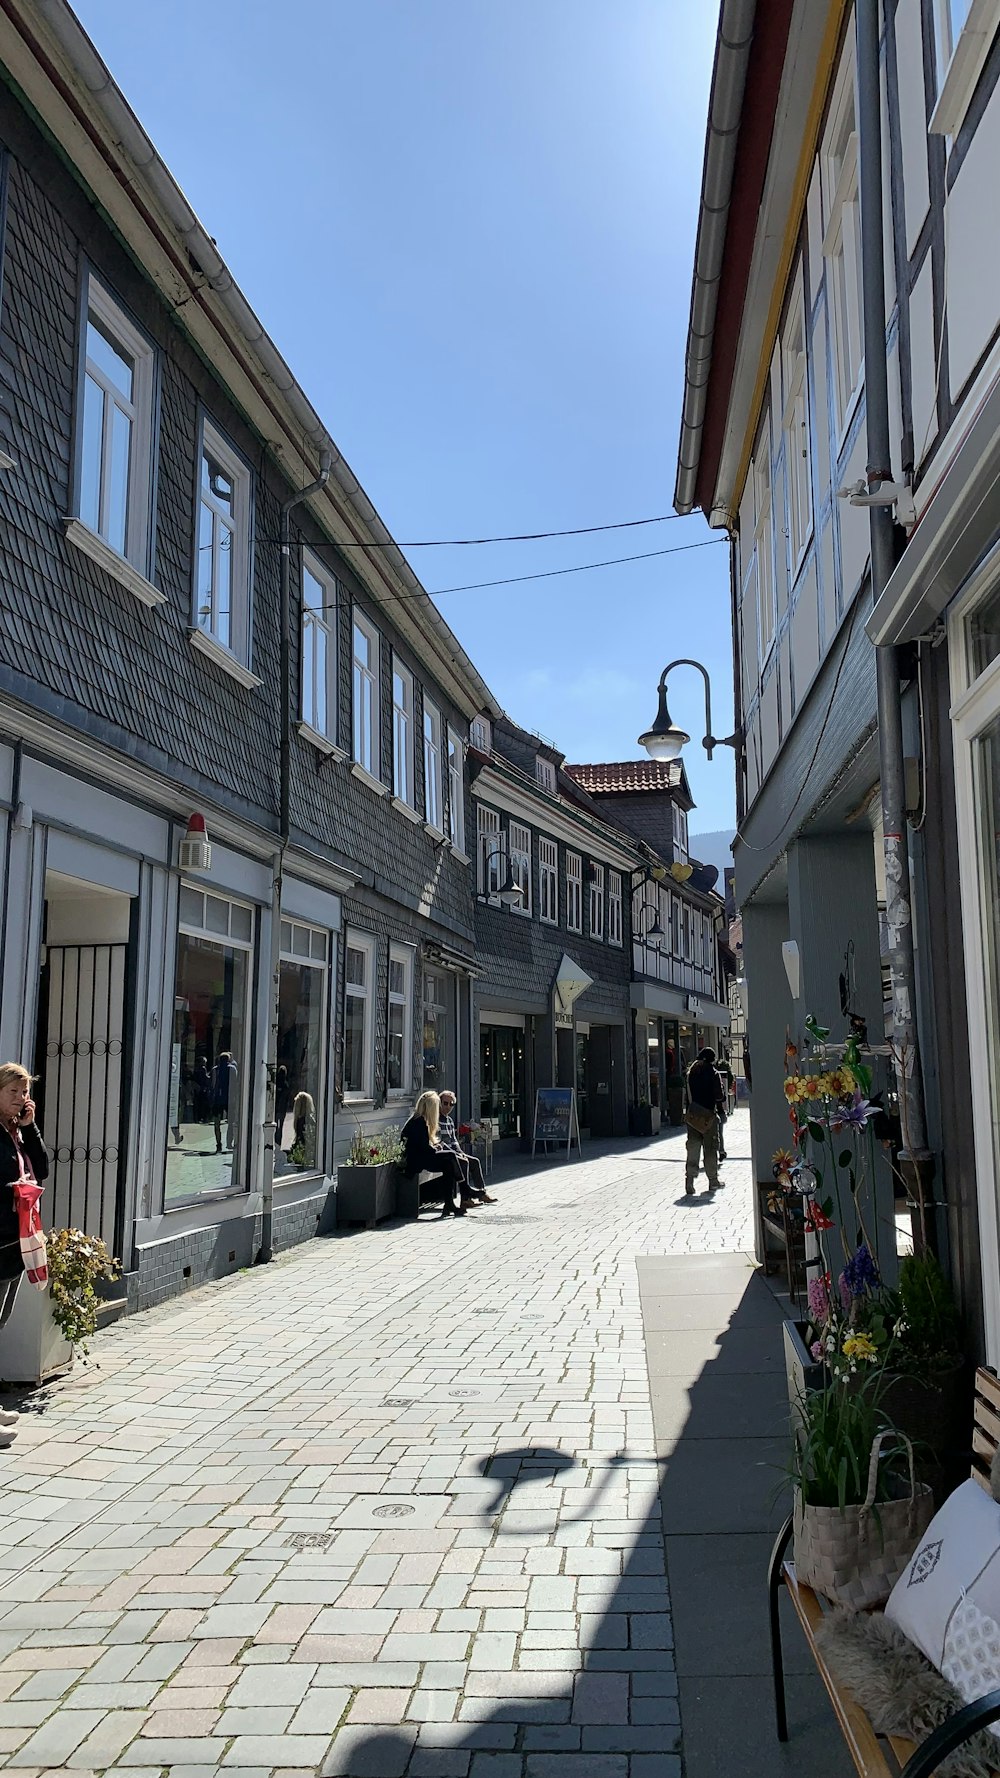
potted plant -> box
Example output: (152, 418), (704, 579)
(879, 1250), (969, 1500)
(0, 1227), (120, 1386)
(335, 1125), (406, 1227)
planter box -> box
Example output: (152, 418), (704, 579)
(628, 1105), (661, 1138)
(0, 1283), (72, 1387)
(335, 1163), (399, 1228)
(784, 1317), (824, 1414)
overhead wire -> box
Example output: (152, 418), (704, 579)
(333, 512), (689, 547)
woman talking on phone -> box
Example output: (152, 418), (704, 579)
(0, 1063), (49, 1448)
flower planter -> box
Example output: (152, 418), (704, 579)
(628, 1105), (660, 1138)
(335, 1162), (399, 1228)
(877, 1358), (971, 1503)
(784, 1317), (825, 1412)
(0, 1284), (72, 1387)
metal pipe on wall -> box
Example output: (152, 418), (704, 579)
(855, 0), (935, 1238)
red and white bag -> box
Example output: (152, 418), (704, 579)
(13, 1177), (48, 1288)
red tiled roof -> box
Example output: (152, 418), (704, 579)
(564, 760), (682, 794)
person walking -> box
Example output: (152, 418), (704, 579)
(716, 1050), (735, 1160)
(400, 1090), (468, 1218)
(438, 1092), (496, 1204)
(211, 1052), (238, 1155)
(0, 1063), (50, 1448)
(684, 1047), (725, 1195)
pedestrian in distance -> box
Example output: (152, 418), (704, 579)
(716, 1049), (735, 1160)
(400, 1090), (468, 1218)
(684, 1047), (725, 1195)
(0, 1063), (50, 1449)
(192, 1055), (212, 1123)
(211, 1052), (238, 1155)
(438, 1091), (496, 1204)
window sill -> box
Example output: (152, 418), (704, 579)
(351, 761), (388, 797)
(424, 821), (447, 841)
(392, 795), (422, 824)
(189, 626), (262, 689)
(342, 1094), (374, 1107)
(299, 722), (346, 760)
(450, 846), (471, 866)
(64, 517), (166, 608)
(510, 904), (532, 918)
(930, 0), (1000, 136)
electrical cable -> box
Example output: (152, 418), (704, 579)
(334, 512), (690, 547)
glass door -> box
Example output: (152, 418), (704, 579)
(479, 1025), (524, 1137)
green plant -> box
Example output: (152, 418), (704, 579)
(788, 1365), (904, 1508)
(345, 1125), (402, 1167)
(46, 1228), (120, 1351)
(884, 1251), (962, 1375)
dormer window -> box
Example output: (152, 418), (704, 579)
(470, 715), (492, 754)
(535, 757), (557, 793)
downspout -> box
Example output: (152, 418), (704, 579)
(256, 449), (332, 1265)
(855, 0), (934, 1239)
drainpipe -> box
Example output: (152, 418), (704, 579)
(855, 0), (935, 1243)
(256, 449), (332, 1266)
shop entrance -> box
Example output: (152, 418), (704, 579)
(586, 1025), (627, 1137)
(479, 1024), (524, 1138)
(33, 874), (134, 1255)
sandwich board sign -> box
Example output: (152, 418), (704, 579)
(531, 1086), (581, 1160)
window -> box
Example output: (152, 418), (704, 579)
(509, 821), (532, 915)
(672, 803), (689, 863)
(752, 427), (777, 664)
(702, 917), (714, 969)
(343, 931), (375, 1098)
(166, 887), (254, 1205)
(352, 613), (380, 777)
(77, 275), (154, 567)
(535, 757), (557, 793)
(447, 727), (465, 851)
(682, 905), (692, 961)
(566, 852), (582, 933)
(781, 272), (812, 569)
(276, 918), (330, 1174)
(422, 969), (453, 1092)
(470, 715), (492, 754)
(671, 894), (681, 958)
(477, 804), (501, 896)
(387, 944), (413, 1095)
(608, 872), (623, 946)
(539, 838), (558, 925)
(392, 658), (414, 804)
(590, 863), (605, 941)
(424, 699), (443, 830)
(196, 420), (252, 661)
(929, 0), (998, 134)
(301, 552), (337, 741)
(822, 58), (863, 430)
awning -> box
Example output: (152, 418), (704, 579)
(631, 982), (731, 1027)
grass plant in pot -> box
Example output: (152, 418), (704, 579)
(879, 1249), (968, 1500)
(335, 1124), (404, 1227)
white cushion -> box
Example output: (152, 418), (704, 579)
(886, 1478), (1000, 1734)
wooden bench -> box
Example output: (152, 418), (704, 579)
(768, 1366), (1000, 1778)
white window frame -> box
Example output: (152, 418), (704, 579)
(343, 929), (376, 1101)
(535, 757), (557, 793)
(589, 862), (605, 941)
(566, 851), (583, 934)
(300, 549), (338, 744)
(929, 0), (1000, 136)
(77, 273), (155, 571)
(539, 837), (559, 925)
(781, 267), (812, 574)
(172, 885), (254, 1202)
(608, 871), (623, 946)
(752, 425), (777, 666)
(352, 611), (381, 780)
(392, 657), (415, 806)
(509, 820), (532, 916)
(477, 804), (502, 898)
(386, 942), (414, 1097)
(672, 803), (689, 863)
(447, 726), (466, 852)
(683, 904), (693, 962)
(821, 51), (864, 437)
(194, 417), (253, 667)
(470, 715), (492, 753)
(424, 698), (444, 832)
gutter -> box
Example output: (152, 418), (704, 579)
(674, 0), (757, 516)
(29, 0), (500, 722)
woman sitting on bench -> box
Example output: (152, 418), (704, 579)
(401, 1090), (468, 1219)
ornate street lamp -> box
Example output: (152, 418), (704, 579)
(637, 658), (741, 762)
(634, 901), (663, 943)
(481, 843), (524, 907)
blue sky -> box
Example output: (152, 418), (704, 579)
(73, 0), (733, 834)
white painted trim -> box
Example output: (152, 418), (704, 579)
(930, 0), (1000, 135)
(450, 847), (471, 866)
(473, 771), (637, 868)
(350, 760), (389, 797)
(189, 626), (262, 689)
(392, 794), (422, 824)
(423, 820), (447, 842)
(297, 721), (346, 761)
(64, 517), (166, 607)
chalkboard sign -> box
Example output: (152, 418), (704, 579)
(531, 1087), (581, 1160)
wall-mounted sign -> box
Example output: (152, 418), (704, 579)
(686, 994), (701, 1015)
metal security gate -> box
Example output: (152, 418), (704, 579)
(34, 943), (127, 1255)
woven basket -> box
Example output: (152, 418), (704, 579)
(793, 1431), (935, 1610)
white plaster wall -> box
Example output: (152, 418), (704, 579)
(791, 559), (821, 708)
(760, 669), (780, 774)
(838, 427), (873, 599)
(895, 0), (930, 259)
(806, 163), (824, 304)
(820, 513), (838, 648)
(947, 79), (1000, 399)
(810, 296), (832, 509)
(774, 453), (790, 618)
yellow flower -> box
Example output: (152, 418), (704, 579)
(783, 1076), (799, 1101)
(842, 1332), (877, 1363)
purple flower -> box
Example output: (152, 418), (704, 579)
(831, 1089), (874, 1133)
(841, 1243), (880, 1300)
(807, 1275), (831, 1323)
(810, 1340), (824, 1361)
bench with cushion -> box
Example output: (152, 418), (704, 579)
(768, 1366), (1000, 1778)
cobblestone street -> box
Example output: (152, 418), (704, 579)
(0, 1115), (756, 1778)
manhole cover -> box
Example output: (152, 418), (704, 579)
(284, 1531), (338, 1551)
(382, 1398), (414, 1407)
(371, 1502), (416, 1520)
(472, 1308), (493, 1316)
(449, 1388), (480, 1398)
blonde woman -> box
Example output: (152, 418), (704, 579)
(0, 1063), (50, 1447)
(401, 1090), (467, 1218)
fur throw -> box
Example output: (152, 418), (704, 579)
(815, 1608), (999, 1778)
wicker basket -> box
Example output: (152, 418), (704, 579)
(793, 1432), (935, 1610)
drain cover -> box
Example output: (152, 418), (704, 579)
(382, 1397), (415, 1407)
(284, 1531), (338, 1551)
(371, 1501), (416, 1519)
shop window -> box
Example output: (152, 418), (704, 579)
(344, 930), (375, 1099)
(477, 804), (502, 896)
(424, 698), (443, 830)
(387, 943), (413, 1095)
(77, 273), (155, 569)
(608, 871), (623, 946)
(392, 657), (414, 805)
(352, 613), (380, 778)
(589, 862), (604, 940)
(448, 727), (465, 851)
(301, 551), (337, 743)
(566, 852), (582, 933)
(276, 918), (329, 1174)
(166, 887), (254, 1206)
(195, 419), (252, 664)
(422, 969), (453, 1093)
(509, 820), (532, 915)
(539, 837), (558, 925)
